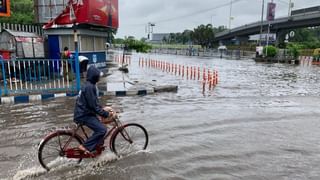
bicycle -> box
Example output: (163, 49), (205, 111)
(37, 113), (149, 171)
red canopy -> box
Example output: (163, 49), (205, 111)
(44, 0), (119, 30)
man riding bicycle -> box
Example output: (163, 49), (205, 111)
(73, 65), (115, 155)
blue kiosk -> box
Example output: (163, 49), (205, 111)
(42, 0), (119, 69)
(44, 27), (111, 68)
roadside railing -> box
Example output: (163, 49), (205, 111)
(151, 48), (256, 59)
(0, 58), (81, 96)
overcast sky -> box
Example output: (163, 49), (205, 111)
(116, 0), (319, 39)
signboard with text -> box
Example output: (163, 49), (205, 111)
(0, 0), (10, 17)
(44, 0), (119, 29)
(267, 2), (276, 21)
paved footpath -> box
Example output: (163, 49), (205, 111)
(0, 62), (177, 104)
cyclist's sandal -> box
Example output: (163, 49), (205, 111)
(78, 145), (93, 156)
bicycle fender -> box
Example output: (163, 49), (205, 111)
(38, 130), (84, 150)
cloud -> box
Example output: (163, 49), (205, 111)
(116, 0), (320, 39)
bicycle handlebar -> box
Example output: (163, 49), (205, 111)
(101, 114), (120, 125)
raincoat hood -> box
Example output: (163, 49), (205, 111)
(86, 66), (101, 84)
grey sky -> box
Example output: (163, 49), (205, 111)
(116, 0), (319, 39)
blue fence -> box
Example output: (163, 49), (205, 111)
(0, 58), (81, 96)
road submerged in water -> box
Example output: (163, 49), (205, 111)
(2, 53), (320, 180)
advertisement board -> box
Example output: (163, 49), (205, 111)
(0, 0), (10, 17)
(44, 0), (119, 29)
(266, 2), (276, 21)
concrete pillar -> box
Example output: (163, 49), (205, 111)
(234, 36), (249, 45)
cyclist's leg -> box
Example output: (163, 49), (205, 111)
(82, 116), (107, 152)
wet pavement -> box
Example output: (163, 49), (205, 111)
(2, 53), (320, 180)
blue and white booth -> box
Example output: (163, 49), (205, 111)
(44, 27), (110, 69)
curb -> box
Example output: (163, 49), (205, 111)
(0, 89), (155, 104)
(0, 93), (78, 104)
(0, 85), (178, 104)
(101, 88), (155, 97)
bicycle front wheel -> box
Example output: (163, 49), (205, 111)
(38, 131), (83, 171)
(111, 123), (148, 156)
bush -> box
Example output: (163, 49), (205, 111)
(313, 48), (320, 60)
(287, 43), (300, 59)
(263, 46), (278, 57)
(124, 39), (152, 53)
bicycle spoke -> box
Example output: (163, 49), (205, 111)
(44, 144), (61, 150)
(38, 132), (83, 171)
(112, 124), (148, 156)
(42, 154), (60, 160)
(58, 134), (62, 150)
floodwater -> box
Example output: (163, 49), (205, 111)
(2, 53), (320, 180)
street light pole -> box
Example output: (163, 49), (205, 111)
(73, 22), (80, 92)
(229, 0), (233, 29)
(259, 0), (265, 46)
(147, 22), (155, 41)
(70, 3), (80, 91)
(211, 15), (214, 26)
(288, 0), (292, 17)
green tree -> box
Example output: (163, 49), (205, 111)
(162, 36), (168, 43)
(0, 0), (34, 24)
(182, 30), (193, 44)
(113, 38), (125, 44)
(290, 28), (315, 42)
(287, 43), (303, 59)
(192, 24), (215, 48)
(123, 38), (151, 53)
(283, 27), (320, 49)
(169, 33), (176, 44)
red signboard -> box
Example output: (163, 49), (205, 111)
(44, 0), (119, 29)
(0, 0), (10, 17)
(266, 2), (276, 21)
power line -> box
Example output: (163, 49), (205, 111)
(129, 0), (246, 26)
(128, 0), (289, 27)
(275, 0), (289, 5)
(155, 0), (245, 24)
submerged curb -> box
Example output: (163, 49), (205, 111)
(0, 93), (79, 104)
(0, 85), (178, 104)
(101, 88), (155, 97)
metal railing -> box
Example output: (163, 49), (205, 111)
(150, 48), (256, 59)
(0, 58), (81, 96)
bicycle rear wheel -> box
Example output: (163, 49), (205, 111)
(111, 123), (148, 156)
(38, 131), (83, 171)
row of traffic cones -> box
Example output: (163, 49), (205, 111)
(139, 57), (219, 90)
(113, 55), (132, 65)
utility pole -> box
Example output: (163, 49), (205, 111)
(288, 0), (293, 17)
(259, 0), (265, 46)
(70, 4), (80, 91)
(147, 22), (155, 41)
(229, 0), (233, 30)
(211, 14), (216, 26)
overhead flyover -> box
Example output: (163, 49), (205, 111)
(215, 6), (320, 44)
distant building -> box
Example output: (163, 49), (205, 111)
(34, 0), (69, 24)
(150, 33), (170, 43)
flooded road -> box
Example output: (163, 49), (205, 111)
(2, 54), (320, 180)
